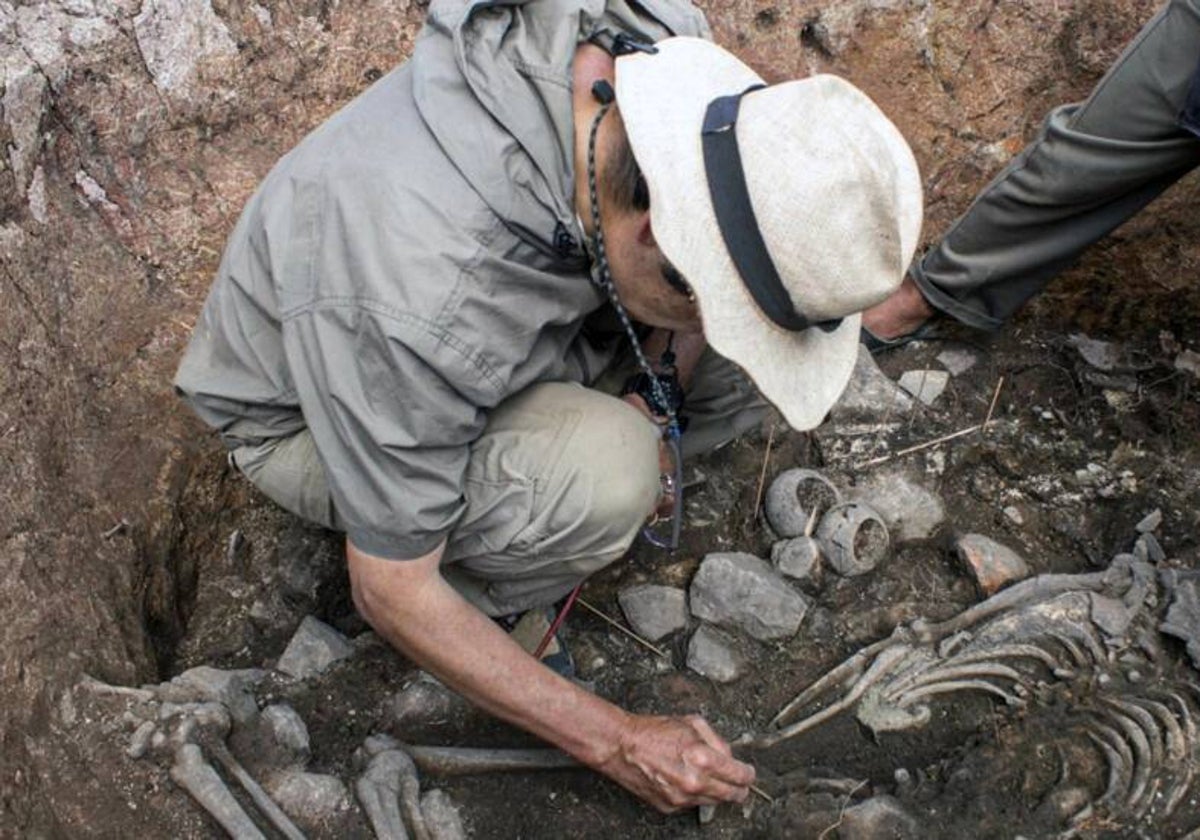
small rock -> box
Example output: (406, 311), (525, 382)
(686, 625), (745, 683)
(956, 534), (1030, 596)
(816, 503), (890, 577)
(830, 345), (915, 421)
(936, 347), (978, 375)
(265, 770), (350, 825)
(1003, 506), (1024, 526)
(1034, 786), (1091, 827)
(388, 672), (471, 730)
(764, 468), (841, 539)
(1068, 333), (1124, 371)
(689, 553), (808, 640)
(1136, 533), (1166, 563)
(771, 536), (821, 583)
(617, 585), (689, 642)
(850, 469), (946, 542)
(421, 789), (468, 840)
(839, 795), (919, 840)
(897, 369), (950, 406)
(1176, 349), (1200, 378)
(1161, 580), (1200, 669)
(167, 666), (266, 725)
(276, 616), (354, 680)
(1135, 509), (1163, 533)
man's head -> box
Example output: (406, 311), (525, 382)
(609, 37), (923, 431)
(588, 105), (702, 334)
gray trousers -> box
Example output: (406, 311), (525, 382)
(231, 347), (765, 616)
(913, 0), (1200, 329)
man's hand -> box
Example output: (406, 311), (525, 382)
(346, 541), (752, 813)
(598, 714), (755, 812)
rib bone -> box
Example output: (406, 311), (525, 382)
(170, 743), (266, 840)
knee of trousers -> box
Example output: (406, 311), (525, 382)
(543, 390), (662, 565)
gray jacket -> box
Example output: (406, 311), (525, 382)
(175, 0), (710, 558)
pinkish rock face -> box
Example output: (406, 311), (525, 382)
(956, 533), (1031, 596)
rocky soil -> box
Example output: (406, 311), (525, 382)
(2, 0), (1198, 837)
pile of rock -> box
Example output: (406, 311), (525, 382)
(616, 465), (1050, 685)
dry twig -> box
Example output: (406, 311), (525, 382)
(575, 598), (669, 659)
(983, 375), (1005, 432)
(816, 779), (868, 840)
(750, 423), (777, 528)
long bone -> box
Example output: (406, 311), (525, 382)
(170, 743), (267, 840)
(133, 698), (307, 840)
(404, 746), (580, 776)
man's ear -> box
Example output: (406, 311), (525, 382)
(635, 210), (656, 248)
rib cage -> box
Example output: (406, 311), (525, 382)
(753, 549), (1200, 833)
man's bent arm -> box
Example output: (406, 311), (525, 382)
(346, 538), (755, 813)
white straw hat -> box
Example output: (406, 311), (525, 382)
(615, 37), (922, 431)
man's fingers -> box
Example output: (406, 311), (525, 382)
(685, 715), (733, 757)
(684, 717), (756, 788)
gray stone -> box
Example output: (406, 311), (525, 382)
(133, 0), (238, 99)
(771, 536), (821, 583)
(686, 625), (746, 683)
(276, 616), (355, 680)
(850, 469), (946, 542)
(166, 666), (266, 725)
(839, 795), (919, 840)
(689, 552), (808, 640)
(1068, 333), (1123, 371)
(897, 369), (950, 406)
(764, 468), (841, 539)
(388, 672), (472, 730)
(1136, 532), (1166, 564)
(936, 347), (978, 376)
(829, 345), (914, 421)
(617, 585), (689, 642)
(265, 770), (351, 825)
(1135, 509), (1163, 533)
(421, 789), (468, 840)
(1176, 349), (1200, 378)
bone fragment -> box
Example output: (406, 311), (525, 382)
(404, 745), (580, 776)
(897, 679), (1025, 708)
(78, 674), (157, 703)
(1049, 632), (1090, 670)
(755, 646), (912, 749)
(1091, 720), (1138, 810)
(1104, 697), (1164, 772)
(943, 643), (1063, 673)
(420, 789), (467, 840)
(927, 573), (1108, 640)
(210, 741), (306, 840)
(170, 743), (267, 840)
(357, 749), (428, 840)
(356, 768), (408, 840)
(1099, 705), (1154, 811)
(1086, 727), (1132, 809)
(884, 662), (1027, 701)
